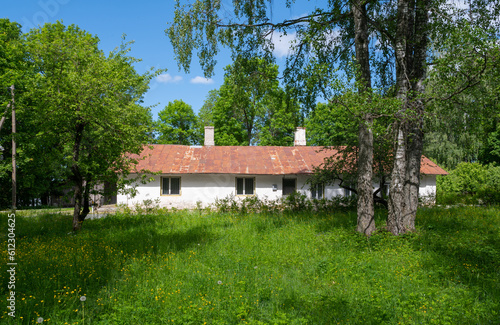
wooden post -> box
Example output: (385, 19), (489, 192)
(10, 85), (16, 211)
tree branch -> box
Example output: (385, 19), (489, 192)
(0, 103), (11, 132)
(426, 54), (489, 103)
(216, 11), (350, 31)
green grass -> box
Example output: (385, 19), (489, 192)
(1, 207), (499, 324)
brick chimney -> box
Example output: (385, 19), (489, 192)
(294, 127), (306, 146)
(204, 126), (215, 146)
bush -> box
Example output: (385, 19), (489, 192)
(212, 193), (357, 214)
(437, 162), (500, 205)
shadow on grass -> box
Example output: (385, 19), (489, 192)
(413, 207), (500, 309)
(0, 211), (221, 323)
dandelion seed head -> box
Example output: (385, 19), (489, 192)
(217, 280), (222, 285)
(37, 317), (43, 323)
(80, 296), (86, 302)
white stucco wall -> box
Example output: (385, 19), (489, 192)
(117, 173), (438, 208)
(418, 175), (437, 199)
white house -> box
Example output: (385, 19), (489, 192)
(117, 127), (447, 209)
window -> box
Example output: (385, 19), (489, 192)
(282, 178), (296, 196)
(343, 183), (355, 197)
(236, 177), (254, 195)
(311, 183), (324, 199)
(161, 177), (181, 195)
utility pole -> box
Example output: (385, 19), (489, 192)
(10, 85), (16, 211)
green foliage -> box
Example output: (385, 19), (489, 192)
(0, 19), (23, 100)
(9, 21), (158, 215)
(437, 162), (500, 205)
(213, 192), (358, 214)
(194, 89), (216, 140)
(305, 90), (398, 203)
(305, 102), (358, 146)
(155, 99), (200, 145)
(0, 19), (37, 208)
(479, 110), (500, 165)
(1, 206), (499, 324)
(424, 23), (500, 169)
(207, 56), (302, 146)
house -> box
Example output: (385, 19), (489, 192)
(117, 127), (447, 209)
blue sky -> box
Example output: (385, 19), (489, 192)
(2, 0), (324, 119)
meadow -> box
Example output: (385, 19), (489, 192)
(0, 206), (499, 324)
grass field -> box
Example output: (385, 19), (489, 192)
(1, 206), (499, 324)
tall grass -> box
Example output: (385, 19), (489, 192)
(1, 207), (499, 324)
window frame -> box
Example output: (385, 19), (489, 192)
(282, 178), (297, 196)
(343, 183), (355, 197)
(235, 177), (256, 196)
(310, 183), (324, 199)
(161, 176), (182, 196)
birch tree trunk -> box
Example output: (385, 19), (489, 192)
(352, 0), (375, 236)
(389, 0), (429, 235)
(388, 122), (407, 234)
(403, 0), (429, 231)
(357, 115), (375, 235)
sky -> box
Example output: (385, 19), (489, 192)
(2, 0), (322, 119)
(3, 0), (470, 119)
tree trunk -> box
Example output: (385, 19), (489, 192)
(80, 178), (91, 223)
(352, 0), (375, 235)
(357, 115), (375, 235)
(403, 118), (422, 231)
(389, 0), (429, 234)
(403, 0), (429, 231)
(72, 122), (85, 231)
(388, 121), (407, 234)
(72, 178), (84, 231)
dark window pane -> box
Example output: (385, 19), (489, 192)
(236, 178), (244, 195)
(171, 177), (180, 195)
(162, 178), (169, 195)
(245, 178), (254, 195)
(311, 186), (317, 199)
(318, 184), (323, 199)
(283, 179), (296, 196)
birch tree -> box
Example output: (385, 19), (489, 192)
(167, 0), (499, 235)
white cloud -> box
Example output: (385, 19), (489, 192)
(267, 31), (298, 58)
(190, 76), (214, 84)
(156, 73), (183, 83)
(448, 0), (469, 10)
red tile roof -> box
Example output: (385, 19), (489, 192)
(130, 145), (448, 175)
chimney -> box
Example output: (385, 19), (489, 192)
(204, 126), (214, 146)
(294, 127), (306, 146)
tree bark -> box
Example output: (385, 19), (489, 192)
(72, 177), (83, 231)
(72, 122), (85, 231)
(357, 115), (375, 235)
(80, 177), (91, 222)
(403, 0), (429, 231)
(388, 0), (429, 234)
(352, 0), (376, 236)
(388, 121), (407, 234)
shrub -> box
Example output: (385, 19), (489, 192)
(211, 193), (357, 214)
(437, 162), (500, 205)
